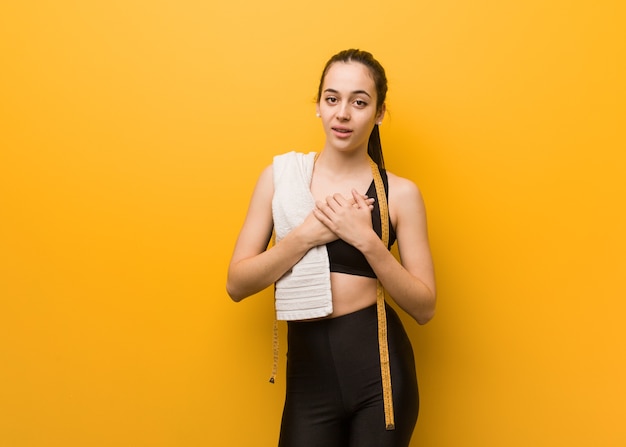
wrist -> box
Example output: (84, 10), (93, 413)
(352, 229), (380, 254)
(288, 226), (316, 252)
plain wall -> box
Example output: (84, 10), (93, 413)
(1, 1), (625, 446)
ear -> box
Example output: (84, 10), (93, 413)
(376, 103), (386, 124)
(315, 104), (321, 117)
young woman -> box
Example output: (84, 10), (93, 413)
(227, 49), (436, 447)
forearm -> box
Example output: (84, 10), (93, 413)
(226, 229), (313, 302)
(357, 232), (436, 324)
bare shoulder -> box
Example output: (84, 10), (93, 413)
(250, 164), (274, 201)
(385, 170), (427, 233)
(386, 171), (425, 208)
(258, 164), (274, 186)
(240, 163), (275, 228)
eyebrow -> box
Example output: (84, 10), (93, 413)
(324, 88), (372, 98)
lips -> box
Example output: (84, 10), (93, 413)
(331, 127), (353, 138)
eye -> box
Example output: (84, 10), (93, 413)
(354, 99), (368, 107)
(325, 96), (338, 104)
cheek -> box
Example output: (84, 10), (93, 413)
(359, 114), (378, 129)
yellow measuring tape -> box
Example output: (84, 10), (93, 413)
(369, 157), (396, 431)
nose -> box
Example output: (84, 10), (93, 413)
(336, 103), (350, 121)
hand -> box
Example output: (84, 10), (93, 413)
(297, 209), (340, 247)
(313, 190), (375, 247)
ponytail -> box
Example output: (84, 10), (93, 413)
(367, 124), (385, 169)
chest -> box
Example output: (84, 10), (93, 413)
(309, 172), (374, 202)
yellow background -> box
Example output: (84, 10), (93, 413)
(1, 1), (625, 446)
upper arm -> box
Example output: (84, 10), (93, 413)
(229, 165), (275, 266)
(388, 173), (436, 296)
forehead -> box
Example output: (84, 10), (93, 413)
(322, 62), (376, 94)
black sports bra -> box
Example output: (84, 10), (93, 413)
(326, 168), (396, 278)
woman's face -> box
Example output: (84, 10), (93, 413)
(317, 62), (385, 154)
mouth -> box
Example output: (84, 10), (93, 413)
(331, 127), (353, 137)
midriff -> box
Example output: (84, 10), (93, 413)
(327, 272), (378, 318)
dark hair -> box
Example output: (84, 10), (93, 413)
(316, 49), (388, 168)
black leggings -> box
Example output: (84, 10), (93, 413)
(278, 304), (419, 447)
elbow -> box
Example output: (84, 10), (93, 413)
(416, 308), (435, 325)
(227, 289), (243, 303)
(226, 288), (245, 303)
(226, 279), (245, 303)
(226, 264), (250, 302)
(415, 293), (436, 325)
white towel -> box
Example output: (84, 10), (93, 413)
(272, 151), (333, 320)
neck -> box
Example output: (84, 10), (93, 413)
(315, 148), (371, 174)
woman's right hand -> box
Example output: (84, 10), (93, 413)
(296, 210), (340, 247)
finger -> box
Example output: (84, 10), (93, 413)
(312, 206), (332, 226)
(351, 189), (370, 209)
(312, 207), (339, 235)
(331, 193), (350, 207)
(353, 199), (375, 209)
(315, 200), (332, 218)
(324, 194), (342, 212)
